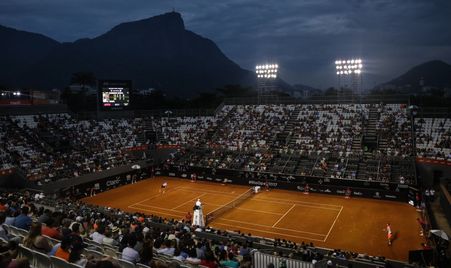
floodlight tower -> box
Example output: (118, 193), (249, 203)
(255, 63), (279, 103)
(335, 58), (363, 95)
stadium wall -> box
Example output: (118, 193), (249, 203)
(157, 165), (417, 203)
(39, 160), (153, 196)
(223, 95), (411, 106)
(439, 183), (451, 226)
(0, 168), (27, 189)
(416, 160), (451, 187)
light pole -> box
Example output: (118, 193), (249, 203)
(256, 63), (279, 104)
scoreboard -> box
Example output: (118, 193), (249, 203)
(98, 80), (131, 110)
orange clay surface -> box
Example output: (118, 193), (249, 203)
(82, 177), (425, 261)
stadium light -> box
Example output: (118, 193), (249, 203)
(335, 58), (363, 76)
(256, 63), (278, 79)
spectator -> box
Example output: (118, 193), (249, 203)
(200, 249), (218, 268)
(0, 212), (9, 241)
(54, 236), (72, 261)
(139, 234), (153, 266)
(157, 240), (176, 256)
(219, 251), (239, 268)
(41, 218), (62, 240)
(12, 206), (31, 230)
(90, 225), (106, 244)
(102, 228), (118, 247)
(121, 235), (140, 264)
(68, 241), (88, 266)
(23, 222), (52, 254)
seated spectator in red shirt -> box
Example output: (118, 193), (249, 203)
(0, 199), (6, 212)
(41, 218), (62, 240)
(200, 250), (219, 268)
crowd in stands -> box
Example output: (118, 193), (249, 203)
(415, 117), (451, 160)
(1, 114), (146, 184)
(212, 105), (295, 151)
(289, 104), (365, 156)
(0, 191), (400, 268)
(376, 104), (414, 158)
(150, 116), (218, 147)
(2, 103), (441, 185)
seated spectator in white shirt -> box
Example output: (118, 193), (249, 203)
(90, 225), (106, 244)
(122, 236), (140, 263)
(157, 239), (176, 256)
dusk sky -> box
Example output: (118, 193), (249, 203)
(1, 0), (450, 89)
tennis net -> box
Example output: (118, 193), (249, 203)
(205, 188), (254, 225)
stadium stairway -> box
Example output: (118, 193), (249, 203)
(351, 136), (362, 151)
(211, 105), (236, 141)
(283, 105), (302, 146)
(367, 107), (379, 136)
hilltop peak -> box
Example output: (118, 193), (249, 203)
(381, 60), (451, 88)
(109, 11), (185, 35)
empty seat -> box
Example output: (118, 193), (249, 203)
(118, 259), (136, 268)
(51, 256), (83, 268)
(33, 250), (52, 268)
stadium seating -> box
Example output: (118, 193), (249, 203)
(415, 117), (451, 160)
(0, 103), (430, 185)
(0, 191), (408, 268)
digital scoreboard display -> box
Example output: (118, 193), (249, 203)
(98, 80), (131, 110)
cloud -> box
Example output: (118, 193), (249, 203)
(0, 0), (450, 88)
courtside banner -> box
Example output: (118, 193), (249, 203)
(162, 165), (409, 202)
(416, 157), (451, 167)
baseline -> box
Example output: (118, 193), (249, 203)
(216, 217), (326, 237)
(211, 222), (325, 242)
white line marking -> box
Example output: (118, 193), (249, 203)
(272, 204), (296, 227)
(202, 203), (284, 216)
(129, 203), (186, 214)
(211, 222), (325, 242)
(251, 198), (341, 211)
(323, 206), (343, 242)
(129, 185), (183, 207)
(128, 205), (184, 218)
(254, 196), (342, 208)
(177, 187), (244, 197)
(172, 193), (207, 210)
(216, 217), (326, 237)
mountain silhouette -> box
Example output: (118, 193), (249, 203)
(381, 60), (451, 88)
(0, 12), (255, 96)
(0, 25), (59, 87)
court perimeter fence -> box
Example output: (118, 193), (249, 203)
(157, 165), (419, 204)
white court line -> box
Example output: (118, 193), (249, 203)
(323, 206), (343, 242)
(129, 203), (186, 214)
(272, 204), (296, 227)
(128, 205), (184, 218)
(202, 202), (284, 216)
(211, 222), (325, 242)
(172, 193), (207, 210)
(135, 201), (283, 216)
(251, 198), (341, 211)
(254, 196), (342, 208)
(129, 185), (183, 207)
(177, 187), (243, 197)
(216, 217), (326, 237)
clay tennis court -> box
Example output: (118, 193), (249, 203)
(82, 177), (424, 261)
